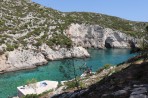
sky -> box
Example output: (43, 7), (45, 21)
(32, 0), (148, 22)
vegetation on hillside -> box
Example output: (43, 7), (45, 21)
(46, 34), (72, 48)
(22, 90), (53, 98)
(65, 12), (147, 37)
(0, 0), (148, 50)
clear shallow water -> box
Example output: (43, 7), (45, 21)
(0, 49), (136, 98)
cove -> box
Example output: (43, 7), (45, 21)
(0, 49), (136, 98)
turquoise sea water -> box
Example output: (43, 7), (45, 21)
(0, 49), (136, 98)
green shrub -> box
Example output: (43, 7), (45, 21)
(34, 39), (43, 47)
(26, 78), (38, 86)
(64, 80), (84, 89)
(64, 81), (77, 89)
(22, 89), (53, 98)
(96, 64), (112, 74)
(103, 64), (111, 69)
(46, 34), (72, 48)
(22, 94), (38, 98)
(0, 19), (4, 26)
(6, 44), (15, 51)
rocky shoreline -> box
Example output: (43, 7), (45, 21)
(0, 46), (90, 74)
(0, 23), (140, 74)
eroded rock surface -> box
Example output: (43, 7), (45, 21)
(40, 44), (90, 60)
(0, 49), (47, 73)
(0, 46), (89, 73)
(67, 23), (137, 48)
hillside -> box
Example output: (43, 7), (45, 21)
(1, 0), (148, 97)
(0, 0), (148, 74)
(0, 0), (67, 51)
(52, 56), (148, 98)
(65, 12), (147, 36)
(0, 0), (148, 51)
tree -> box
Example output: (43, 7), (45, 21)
(131, 26), (148, 60)
(59, 48), (87, 90)
(59, 54), (81, 90)
(142, 26), (148, 49)
(140, 26), (148, 60)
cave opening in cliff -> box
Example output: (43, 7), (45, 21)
(105, 41), (112, 48)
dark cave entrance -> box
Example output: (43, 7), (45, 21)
(105, 41), (112, 48)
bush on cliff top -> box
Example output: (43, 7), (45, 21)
(46, 34), (72, 48)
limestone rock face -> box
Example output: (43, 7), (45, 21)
(66, 23), (136, 48)
(0, 49), (47, 73)
(0, 44), (7, 54)
(7, 49), (47, 67)
(0, 54), (11, 73)
(0, 44), (90, 73)
(72, 46), (90, 58)
(40, 44), (90, 60)
(0, 47), (3, 55)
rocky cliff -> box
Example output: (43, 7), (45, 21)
(0, 0), (147, 52)
(40, 44), (90, 60)
(0, 0), (147, 73)
(0, 46), (89, 73)
(67, 23), (137, 48)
